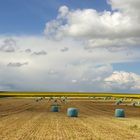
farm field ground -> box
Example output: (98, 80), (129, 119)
(0, 97), (140, 140)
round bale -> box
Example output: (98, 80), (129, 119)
(115, 101), (120, 105)
(131, 102), (136, 107)
(51, 105), (59, 112)
(67, 108), (78, 117)
(49, 97), (53, 101)
(115, 109), (125, 117)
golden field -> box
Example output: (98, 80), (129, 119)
(0, 91), (140, 98)
(0, 97), (140, 140)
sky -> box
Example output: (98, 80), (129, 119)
(0, 0), (110, 35)
(0, 0), (140, 92)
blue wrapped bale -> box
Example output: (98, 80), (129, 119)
(67, 108), (78, 117)
(115, 109), (125, 117)
(51, 105), (58, 112)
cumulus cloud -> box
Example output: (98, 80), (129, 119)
(104, 71), (140, 91)
(85, 38), (140, 50)
(60, 47), (69, 52)
(0, 84), (14, 91)
(0, 34), (139, 92)
(48, 69), (58, 75)
(58, 5), (69, 18)
(32, 50), (47, 55)
(0, 38), (17, 52)
(109, 0), (140, 16)
(25, 49), (32, 53)
(7, 62), (28, 67)
(44, 0), (140, 50)
(72, 79), (77, 83)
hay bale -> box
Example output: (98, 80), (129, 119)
(62, 96), (65, 101)
(92, 96), (95, 99)
(115, 100), (122, 105)
(35, 97), (42, 102)
(61, 96), (67, 102)
(67, 108), (78, 117)
(54, 99), (57, 103)
(115, 101), (120, 105)
(137, 102), (140, 105)
(115, 109), (125, 117)
(119, 100), (123, 103)
(108, 97), (111, 100)
(51, 105), (58, 112)
(124, 97), (127, 100)
(131, 102), (136, 107)
(49, 97), (53, 101)
(119, 98), (123, 101)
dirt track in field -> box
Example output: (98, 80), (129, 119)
(0, 97), (140, 140)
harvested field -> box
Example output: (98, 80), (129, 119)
(0, 97), (140, 140)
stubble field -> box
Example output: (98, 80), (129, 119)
(0, 97), (140, 140)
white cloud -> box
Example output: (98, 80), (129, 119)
(0, 35), (139, 91)
(25, 49), (32, 53)
(58, 5), (69, 18)
(0, 36), (113, 91)
(60, 47), (69, 52)
(44, 1), (140, 50)
(0, 38), (18, 52)
(104, 71), (140, 91)
(109, 0), (140, 15)
(72, 79), (77, 83)
(32, 50), (47, 55)
(7, 62), (28, 67)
